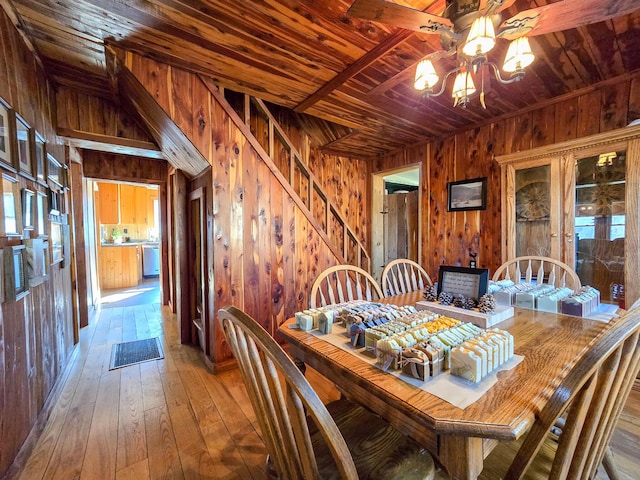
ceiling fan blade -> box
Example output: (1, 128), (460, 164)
(347, 0), (453, 34)
(479, 0), (517, 15)
(498, 0), (640, 40)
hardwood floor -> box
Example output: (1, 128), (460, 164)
(8, 291), (640, 479)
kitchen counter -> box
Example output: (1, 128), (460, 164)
(101, 240), (159, 247)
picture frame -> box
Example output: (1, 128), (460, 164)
(16, 113), (34, 179)
(0, 249), (4, 303)
(50, 222), (63, 264)
(1, 173), (22, 236)
(4, 244), (29, 301)
(25, 238), (48, 286)
(0, 98), (15, 170)
(37, 191), (47, 238)
(34, 131), (47, 185)
(47, 153), (62, 188)
(437, 265), (489, 301)
(21, 188), (35, 230)
(447, 177), (487, 212)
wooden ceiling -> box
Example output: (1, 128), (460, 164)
(4, 0), (640, 158)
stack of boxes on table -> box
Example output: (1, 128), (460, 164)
(489, 279), (600, 316)
(295, 300), (514, 384)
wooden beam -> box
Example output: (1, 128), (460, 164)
(319, 130), (362, 150)
(58, 128), (163, 159)
(293, 29), (414, 113)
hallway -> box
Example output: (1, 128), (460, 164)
(13, 294), (269, 479)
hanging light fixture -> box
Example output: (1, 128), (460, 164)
(451, 71), (476, 108)
(414, 15), (535, 108)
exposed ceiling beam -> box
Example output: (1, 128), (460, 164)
(294, 29), (415, 113)
(58, 128), (164, 159)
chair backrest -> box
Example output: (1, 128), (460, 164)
(492, 255), (581, 291)
(310, 265), (383, 308)
(218, 306), (359, 480)
(504, 306), (640, 480)
(381, 259), (433, 297)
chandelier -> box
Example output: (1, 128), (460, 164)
(413, 16), (535, 108)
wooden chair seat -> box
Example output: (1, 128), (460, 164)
(218, 306), (435, 480)
(310, 265), (383, 308)
(477, 306), (640, 479)
(381, 259), (433, 297)
(492, 255), (581, 291)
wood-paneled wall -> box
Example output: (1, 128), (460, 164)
(373, 74), (640, 281)
(0, 9), (75, 478)
(125, 53), (345, 368)
(56, 86), (154, 143)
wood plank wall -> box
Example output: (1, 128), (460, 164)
(373, 74), (640, 281)
(0, 10), (75, 478)
(125, 54), (344, 368)
(56, 86), (154, 144)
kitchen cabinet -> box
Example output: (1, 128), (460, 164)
(97, 182), (119, 224)
(120, 185), (149, 224)
(98, 244), (140, 289)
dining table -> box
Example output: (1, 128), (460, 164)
(278, 291), (615, 480)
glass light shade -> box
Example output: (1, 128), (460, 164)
(451, 71), (476, 100)
(462, 16), (496, 57)
(414, 59), (439, 90)
(503, 37), (535, 72)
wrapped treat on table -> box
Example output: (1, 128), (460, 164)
(428, 337), (450, 370)
(416, 342), (444, 377)
(365, 328), (387, 350)
(450, 346), (483, 383)
(295, 311), (313, 331)
(401, 348), (430, 382)
(376, 338), (402, 370)
(349, 322), (366, 347)
(317, 310), (333, 334)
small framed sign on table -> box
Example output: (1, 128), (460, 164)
(437, 265), (489, 300)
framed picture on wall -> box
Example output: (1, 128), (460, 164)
(50, 222), (63, 264)
(22, 188), (35, 230)
(1, 173), (22, 236)
(4, 244), (29, 301)
(0, 98), (15, 170)
(447, 177), (487, 212)
(37, 191), (48, 238)
(16, 114), (34, 179)
(34, 132), (47, 185)
(47, 153), (62, 188)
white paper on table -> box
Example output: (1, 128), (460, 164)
(310, 325), (524, 410)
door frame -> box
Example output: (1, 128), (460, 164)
(371, 163), (422, 283)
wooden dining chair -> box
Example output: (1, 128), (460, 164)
(218, 305), (436, 480)
(478, 305), (640, 480)
(492, 255), (582, 291)
(310, 264), (383, 308)
(381, 259), (433, 297)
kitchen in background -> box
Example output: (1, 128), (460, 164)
(94, 181), (160, 291)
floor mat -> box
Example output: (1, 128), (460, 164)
(109, 337), (164, 370)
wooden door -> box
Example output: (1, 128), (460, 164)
(134, 186), (148, 225)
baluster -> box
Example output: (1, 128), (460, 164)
(548, 265), (556, 287)
(515, 263), (522, 283)
(330, 273), (340, 304)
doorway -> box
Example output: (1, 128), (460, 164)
(188, 188), (207, 353)
(89, 179), (162, 308)
(371, 165), (421, 282)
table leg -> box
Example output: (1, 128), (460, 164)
(439, 436), (484, 480)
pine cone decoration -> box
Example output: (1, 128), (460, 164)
(453, 294), (466, 309)
(438, 291), (453, 305)
(464, 297), (477, 310)
(478, 294), (497, 313)
(424, 285), (438, 301)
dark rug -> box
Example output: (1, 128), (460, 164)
(109, 337), (164, 370)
